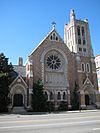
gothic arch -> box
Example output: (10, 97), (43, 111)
(10, 84), (27, 108)
(40, 47), (68, 64)
(83, 85), (96, 105)
(83, 85), (94, 94)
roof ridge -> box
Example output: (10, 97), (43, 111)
(29, 28), (63, 56)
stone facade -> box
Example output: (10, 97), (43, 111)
(9, 9), (100, 110)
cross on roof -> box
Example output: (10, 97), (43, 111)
(52, 21), (56, 29)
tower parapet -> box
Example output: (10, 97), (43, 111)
(64, 9), (93, 57)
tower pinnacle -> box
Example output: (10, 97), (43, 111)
(70, 9), (75, 20)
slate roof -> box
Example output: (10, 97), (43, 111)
(13, 65), (26, 77)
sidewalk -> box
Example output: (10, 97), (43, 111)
(0, 109), (100, 115)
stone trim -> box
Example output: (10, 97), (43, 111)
(9, 74), (28, 89)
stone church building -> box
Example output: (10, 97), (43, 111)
(9, 10), (100, 111)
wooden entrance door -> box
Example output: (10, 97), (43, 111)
(85, 94), (89, 106)
(14, 94), (23, 106)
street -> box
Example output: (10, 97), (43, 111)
(0, 110), (100, 133)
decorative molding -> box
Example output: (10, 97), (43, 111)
(40, 47), (68, 65)
(15, 89), (23, 94)
(10, 83), (27, 95)
(9, 74), (28, 89)
(83, 76), (94, 88)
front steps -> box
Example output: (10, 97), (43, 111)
(11, 107), (27, 114)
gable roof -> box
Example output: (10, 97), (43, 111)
(9, 74), (28, 88)
(29, 27), (64, 56)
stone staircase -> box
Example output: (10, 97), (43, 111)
(11, 107), (27, 114)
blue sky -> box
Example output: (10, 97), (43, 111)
(0, 0), (100, 64)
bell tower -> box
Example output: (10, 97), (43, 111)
(64, 9), (93, 57)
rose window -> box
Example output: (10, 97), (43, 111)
(46, 54), (61, 70)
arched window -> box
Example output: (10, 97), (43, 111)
(56, 36), (58, 41)
(57, 92), (61, 100)
(50, 92), (53, 100)
(79, 47), (82, 52)
(83, 39), (86, 45)
(81, 26), (85, 37)
(86, 63), (90, 73)
(49, 32), (59, 41)
(77, 26), (80, 36)
(83, 48), (86, 52)
(78, 38), (81, 44)
(63, 92), (67, 100)
(81, 63), (85, 72)
(50, 35), (52, 40)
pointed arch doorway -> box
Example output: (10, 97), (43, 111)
(14, 94), (23, 106)
(10, 83), (27, 108)
(84, 85), (95, 107)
